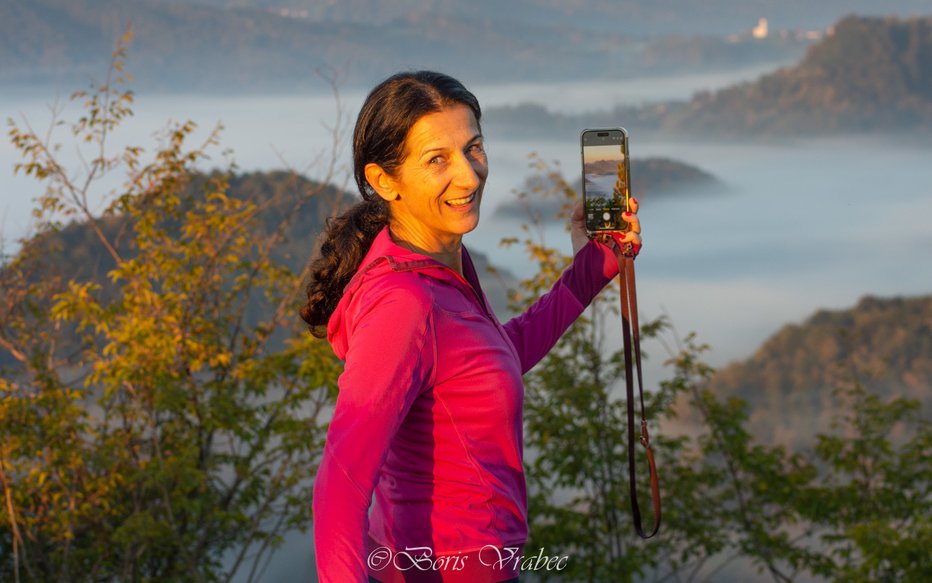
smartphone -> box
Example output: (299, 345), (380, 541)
(580, 128), (631, 235)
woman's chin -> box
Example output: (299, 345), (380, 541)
(455, 209), (481, 234)
(440, 203), (481, 235)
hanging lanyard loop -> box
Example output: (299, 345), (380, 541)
(609, 232), (661, 539)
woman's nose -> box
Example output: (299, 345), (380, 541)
(453, 152), (485, 190)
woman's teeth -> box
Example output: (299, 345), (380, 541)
(445, 192), (476, 207)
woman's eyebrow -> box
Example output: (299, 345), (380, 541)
(419, 145), (447, 156)
(418, 134), (482, 157)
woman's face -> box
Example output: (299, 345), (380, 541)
(378, 104), (488, 251)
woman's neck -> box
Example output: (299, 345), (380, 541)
(388, 224), (464, 278)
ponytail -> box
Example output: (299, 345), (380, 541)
(300, 198), (389, 337)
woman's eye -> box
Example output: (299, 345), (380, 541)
(428, 155), (445, 165)
(468, 143), (485, 155)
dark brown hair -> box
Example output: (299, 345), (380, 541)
(300, 71), (482, 337)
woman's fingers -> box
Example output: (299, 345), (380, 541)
(612, 229), (642, 257)
(614, 230), (642, 246)
(622, 197), (640, 234)
(622, 210), (640, 234)
(605, 197), (641, 256)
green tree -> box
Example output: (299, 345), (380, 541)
(803, 380), (932, 582)
(508, 158), (931, 582)
(0, 32), (341, 582)
(505, 156), (670, 581)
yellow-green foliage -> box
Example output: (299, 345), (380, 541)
(1, 34), (340, 582)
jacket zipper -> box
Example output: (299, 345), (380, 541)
(434, 264), (495, 322)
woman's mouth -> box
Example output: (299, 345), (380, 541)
(444, 192), (477, 208)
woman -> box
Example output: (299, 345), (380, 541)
(301, 71), (641, 583)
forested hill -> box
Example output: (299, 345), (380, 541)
(485, 15), (932, 138)
(15, 172), (348, 297)
(2, 171), (517, 365)
(699, 294), (932, 448)
(660, 15), (932, 135)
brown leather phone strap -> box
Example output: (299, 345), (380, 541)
(613, 238), (661, 539)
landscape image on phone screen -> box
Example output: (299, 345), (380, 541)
(583, 142), (627, 232)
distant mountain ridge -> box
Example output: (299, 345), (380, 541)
(691, 294), (932, 449)
(661, 15), (932, 134)
(0, 0), (815, 92)
(162, 0), (932, 36)
(484, 15), (932, 137)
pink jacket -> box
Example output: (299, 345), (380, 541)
(314, 226), (619, 582)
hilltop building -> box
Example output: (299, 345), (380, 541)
(753, 17), (769, 39)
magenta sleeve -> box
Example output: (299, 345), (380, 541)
(313, 281), (436, 582)
(502, 238), (618, 374)
(560, 237), (620, 306)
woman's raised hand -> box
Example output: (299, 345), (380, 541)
(570, 198), (642, 256)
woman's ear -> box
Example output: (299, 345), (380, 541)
(364, 163), (399, 202)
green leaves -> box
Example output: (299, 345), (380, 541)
(510, 159), (931, 582)
(1, 37), (338, 583)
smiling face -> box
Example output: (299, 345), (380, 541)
(366, 104), (487, 253)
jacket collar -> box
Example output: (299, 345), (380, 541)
(345, 225), (483, 295)
(327, 225), (488, 355)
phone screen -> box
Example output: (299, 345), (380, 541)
(581, 128), (629, 233)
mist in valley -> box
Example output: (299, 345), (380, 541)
(7, 64), (926, 583)
(2, 3), (931, 582)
